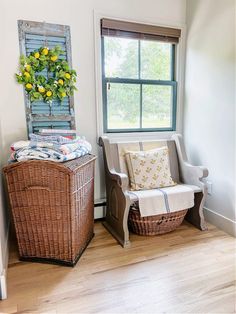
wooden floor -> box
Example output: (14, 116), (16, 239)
(0, 221), (235, 314)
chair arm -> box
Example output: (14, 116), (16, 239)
(172, 134), (209, 189)
(180, 162), (208, 188)
(182, 162), (209, 179)
(99, 136), (129, 191)
(109, 169), (129, 190)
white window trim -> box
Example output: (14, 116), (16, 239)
(93, 10), (186, 142)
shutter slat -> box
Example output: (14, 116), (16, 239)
(32, 121), (71, 133)
(26, 48), (67, 59)
(32, 98), (70, 115)
(26, 44), (66, 51)
(25, 33), (66, 43)
(25, 40), (67, 47)
(35, 70), (48, 76)
(32, 108), (70, 114)
(32, 98), (70, 105)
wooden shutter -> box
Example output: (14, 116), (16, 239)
(18, 20), (76, 136)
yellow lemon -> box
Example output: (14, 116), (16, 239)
(42, 48), (49, 55)
(58, 79), (64, 85)
(26, 83), (33, 90)
(50, 55), (58, 62)
(38, 86), (45, 93)
(61, 92), (66, 98)
(34, 52), (40, 59)
(25, 64), (31, 72)
(65, 73), (71, 79)
(24, 72), (30, 78)
(46, 91), (52, 97)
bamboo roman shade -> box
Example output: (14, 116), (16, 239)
(101, 18), (181, 43)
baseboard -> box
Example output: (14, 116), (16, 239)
(0, 220), (10, 300)
(0, 269), (7, 300)
(204, 207), (236, 237)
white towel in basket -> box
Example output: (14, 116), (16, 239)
(130, 184), (195, 217)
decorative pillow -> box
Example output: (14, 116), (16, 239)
(125, 147), (176, 191)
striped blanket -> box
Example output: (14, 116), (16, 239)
(10, 135), (92, 163)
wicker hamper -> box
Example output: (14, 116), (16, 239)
(128, 204), (188, 236)
(3, 154), (96, 266)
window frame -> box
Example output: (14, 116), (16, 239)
(101, 36), (177, 133)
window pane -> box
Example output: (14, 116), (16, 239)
(142, 85), (172, 128)
(141, 41), (172, 80)
(104, 37), (139, 79)
(107, 83), (140, 130)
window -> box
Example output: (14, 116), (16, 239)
(101, 19), (181, 133)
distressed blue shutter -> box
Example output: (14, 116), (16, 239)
(18, 20), (75, 136)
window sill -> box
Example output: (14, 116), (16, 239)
(99, 130), (177, 142)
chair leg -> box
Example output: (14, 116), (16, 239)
(103, 186), (131, 248)
(185, 192), (208, 230)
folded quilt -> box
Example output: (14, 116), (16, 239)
(11, 138), (92, 155)
(29, 133), (80, 144)
(130, 184), (194, 217)
(10, 134), (92, 162)
(10, 146), (90, 162)
(11, 140), (56, 151)
(59, 139), (92, 155)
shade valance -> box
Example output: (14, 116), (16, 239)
(101, 18), (181, 43)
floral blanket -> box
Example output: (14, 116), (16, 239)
(10, 134), (92, 163)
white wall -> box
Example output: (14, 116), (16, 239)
(0, 4), (9, 299)
(184, 0), (236, 235)
(0, 120), (9, 299)
(0, 0), (187, 203)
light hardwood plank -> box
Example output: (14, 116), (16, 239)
(0, 221), (235, 314)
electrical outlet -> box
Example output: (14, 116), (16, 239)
(206, 181), (212, 195)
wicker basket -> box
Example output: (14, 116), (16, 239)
(128, 206), (188, 236)
(3, 154), (96, 266)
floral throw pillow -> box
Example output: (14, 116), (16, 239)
(125, 147), (176, 191)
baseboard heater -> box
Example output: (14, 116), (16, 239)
(94, 199), (106, 219)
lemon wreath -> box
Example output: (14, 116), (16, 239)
(15, 46), (77, 103)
